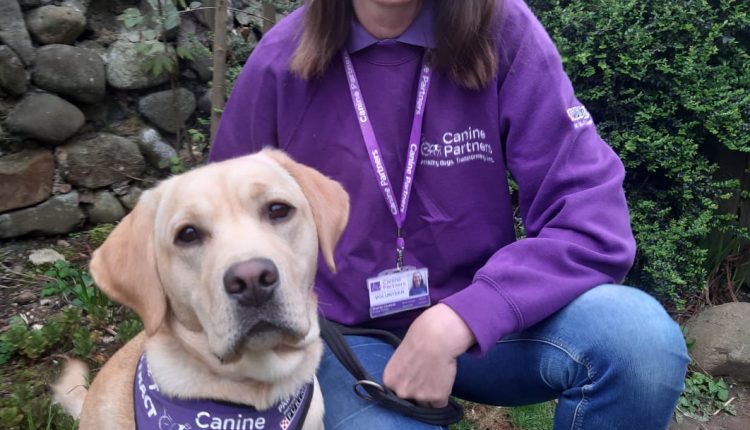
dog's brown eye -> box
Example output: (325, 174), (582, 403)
(175, 226), (202, 245)
(268, 202), (292, 220)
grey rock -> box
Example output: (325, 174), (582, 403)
(0, 46), (28, 96)
(75, 39), (106, 61)
(62, 0), (89, 15)
(233, 2), (263, 27)
(26, 5), (86, 45)
(32, 44), (106, 103)
(87, 190), (125, 224)
(5, 93), (85, 144)
(19, 0), (43, 8)
(178, 17), (212, 81)
(685, 302), (750, 382)
(15, 291), (37, 304)
(0, 191), (84, 238)
(28, 248), (66, 265)
(0, 149), (55, 212)
(118, 187), (142, 210)
(137, 127), (177, 168)
(180, 68), (198, 81)
(196, 90), (212, 114)
(138, 88), (196, 133)
(56, 133), (145, 188)
(80, 97), (133, 128)
(84, 0), (122, 45)
(19, 0), (53, 9)
(0, 0), (35, 65)
(106, 39), (174, 90)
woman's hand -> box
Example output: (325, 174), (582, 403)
(382, 303), (476, 407)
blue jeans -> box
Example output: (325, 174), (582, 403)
(318, 285), (689, 429)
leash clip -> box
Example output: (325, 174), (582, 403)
(353, 379), (385, 402)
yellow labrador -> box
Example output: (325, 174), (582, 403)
(53, 149), (349, 430)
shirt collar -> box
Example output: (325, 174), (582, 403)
(347, 0), (435, 53)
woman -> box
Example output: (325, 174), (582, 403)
(410, 272), (428, 296)
(211, 0), (688, 428)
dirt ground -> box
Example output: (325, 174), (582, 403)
(671, 382), (750, 430)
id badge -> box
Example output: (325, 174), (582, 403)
(367, 266), (430, 318)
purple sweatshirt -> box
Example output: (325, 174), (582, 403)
(210, 0), (636, 355)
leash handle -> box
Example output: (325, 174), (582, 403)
(319, 317), (464, 426)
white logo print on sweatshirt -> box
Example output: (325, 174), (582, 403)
(567, 106), (593, 128)
(420, 126), (495, 167)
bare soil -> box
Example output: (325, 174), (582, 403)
(671, 382), (750, 430)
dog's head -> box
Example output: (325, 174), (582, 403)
(90, 149), (349, 375)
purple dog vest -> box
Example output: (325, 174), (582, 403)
(134, 353), (312, 430)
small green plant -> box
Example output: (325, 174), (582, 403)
(72, 327), (95, 358)
(188, 128), (208, 154)
(41, 261), (112, 325)
(0, 337), (13, 365)
(159, 155), (189, 174)
(0, 382), (77, 430)
(118, 1), (208, 78)
(0, 406), (24, 428)
(1, 316), (49, 360)
(116, 316), (144, 344)
(88, 223), (115, 248)
(0, 309), (83, 362)
(675, 371), (736, 422)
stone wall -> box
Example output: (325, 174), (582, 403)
(0, 0), (225, 239)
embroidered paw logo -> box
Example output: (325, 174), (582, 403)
(421, 141), (442, 157)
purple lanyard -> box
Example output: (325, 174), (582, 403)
(342, 50), (432, 270)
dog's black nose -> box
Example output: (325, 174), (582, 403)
(223, 258), (279, 306)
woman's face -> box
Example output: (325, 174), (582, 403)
(412, 272), (422, 286)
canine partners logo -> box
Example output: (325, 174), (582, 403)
(420, 126), (495, 167)
(567, 105), (593, 128)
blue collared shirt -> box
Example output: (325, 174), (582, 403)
(347, 0), (435, 53)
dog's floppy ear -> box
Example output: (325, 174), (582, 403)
(89, 189), (166, 335)
(263, 149), (350, 272)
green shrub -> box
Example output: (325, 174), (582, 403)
(527, 0), (750, 308)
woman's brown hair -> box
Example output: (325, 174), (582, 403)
(290, 0), (499, 90)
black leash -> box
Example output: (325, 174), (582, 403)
(319, 317), (464, 426)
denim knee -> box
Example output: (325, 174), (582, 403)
(570, 285), (689, 398)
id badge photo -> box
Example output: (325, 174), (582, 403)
(367, 266), (431, 318)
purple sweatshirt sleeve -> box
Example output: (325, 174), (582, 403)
(440, 0), (636, 355)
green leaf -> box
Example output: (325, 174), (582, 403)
(176, 46), (195, 60)
(717, 388), (729, 402)
(142, 29), (158, 41)
(164, 2), (180, 30)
